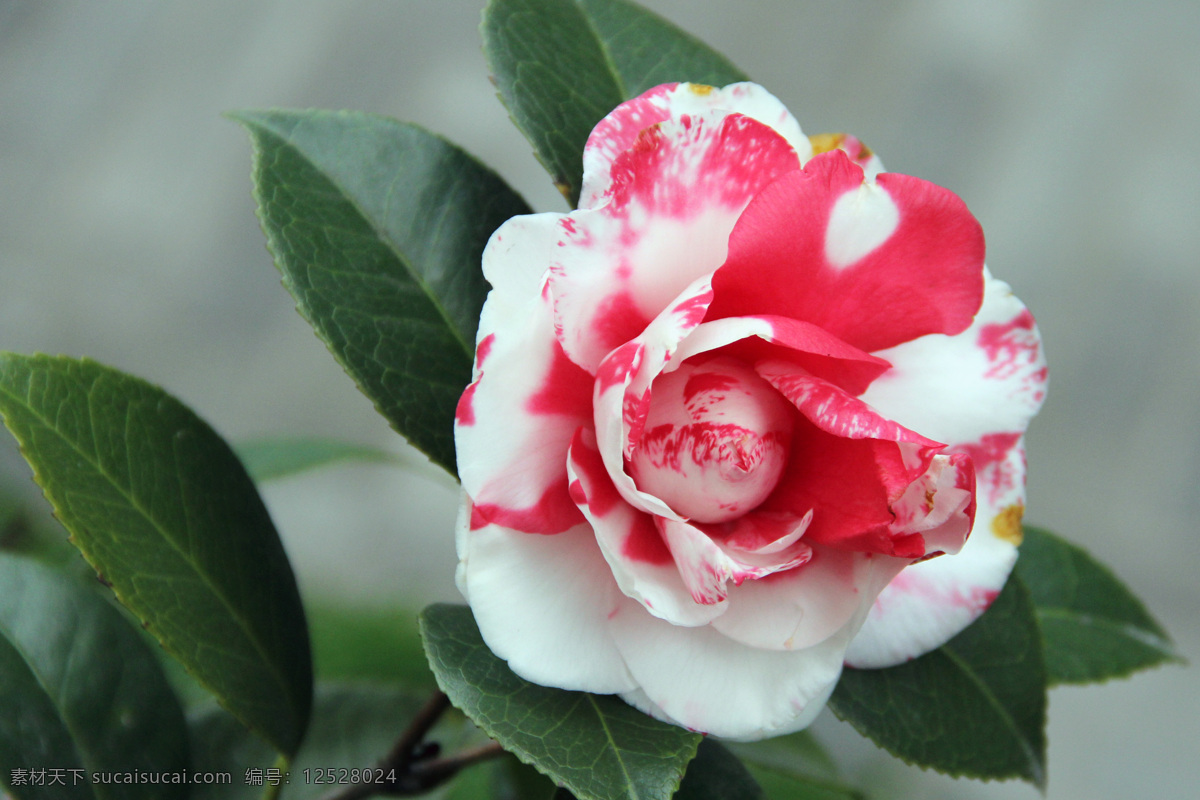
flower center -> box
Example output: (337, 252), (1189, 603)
(628, 357), (794, 523)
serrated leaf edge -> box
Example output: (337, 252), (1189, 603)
(419, 605), (697, 800)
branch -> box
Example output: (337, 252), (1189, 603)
(318, 691), (505, 800)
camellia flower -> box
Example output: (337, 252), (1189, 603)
(454, 82), (1046, 740)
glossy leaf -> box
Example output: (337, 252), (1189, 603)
(1015, 525), (1182, 685)
(236, 436), (400, 482)
(742, 767), (865, 800)
(482, 0), (748, 205)
(0, 354), (312, 757)
(829, 575), (1047, 787)
(444, 756), (566, 800)
(576, 0), (749, 96)
(675, 740), (762, 800)
(420, 603), (700, 800)
(0, 554), (188, 800)
(729, 732), (862, 800)
(235, 110), (530, 474)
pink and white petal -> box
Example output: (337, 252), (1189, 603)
(843, 522), (1018, 668)
(456, 315), (591, 535)
(456, 216), (595, 535)
(711, 546), (910, 653)
(592, 278), (717, 519)
(844, 441), (1024, 667)
(761, 420), (931, 558)
(889, 452), (976, 557)
(608, 597), (868, 740)
(856, 270), (1047, 454)
(844, 276), (1045, 665)
(756, 362), (942, 450)
(657, 518), (810, 607)
(667, 315), (890, 396)
(580, 82), (810, 209)
(458, 520), (636, 693)
(553, 111), (801, 372)
(709, 149), (985, 353)
(567, 429), (724, 627)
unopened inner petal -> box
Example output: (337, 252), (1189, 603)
(628, 357), (793, 523)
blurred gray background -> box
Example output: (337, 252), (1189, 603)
(1, 1), (1196, 797)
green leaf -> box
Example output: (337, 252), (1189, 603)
(742, 767), (865, 800)
(729, 733), (864, 800)
(444, 755), (566, 800)
(0, 354), (312, 758)
(675, 740), (762, 800)
(828, 575), (1047, 787)
(236, 436), (401, 482)
(309, 603), (437, 689)
(234, 109), (531, 474)
(420, 603), (701, 800)
(482, 0), (748, 205)
(190, 684), (461, 800)
(576, 0), (749, 96)
(1015, 525), (1183, 685)
(0, 553), (188, 800)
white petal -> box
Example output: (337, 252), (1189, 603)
(609, 600), (864, 740)
(711, 547), (908, 652)
(458, 520), (636, 693)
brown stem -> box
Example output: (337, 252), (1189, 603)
(405, 740), (507, 786)
(319, 691), (465, 800)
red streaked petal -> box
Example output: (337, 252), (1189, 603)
(581, 82), (810, 209)
(657, 517), (811, 606)
(667, 315), (890, 396)
(859, 270), (1047, 458)
(456, 215), (592, 535)
(709, 149), (985, 352)
(552, 111), (801, 372)
(756, 362), (942, 451)
(846, 273), (1045, 666)
(592, 278), (716, 520)
(567, 428), (725, 627)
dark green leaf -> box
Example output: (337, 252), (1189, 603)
(675, 739), (762, 800)
(235, 436), (401, 482)
(234, 110), (530, 474)
(726, 731), (838, 784)
(743, 766), (865, 800)
(828, 575), (1047, 787)
(444, 755), (566, 800)
(309, 604), (436, 689)
(190, 684), (464, 800)
(420, 603), (700, 800)
(1015, 525), (1182, 685)
(0, 354), (312, 758)
(482, 0), (747, 205)
(729, 733), (863, 800)
(576, 0), (749, 96)
(0, 554), (188, 800)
